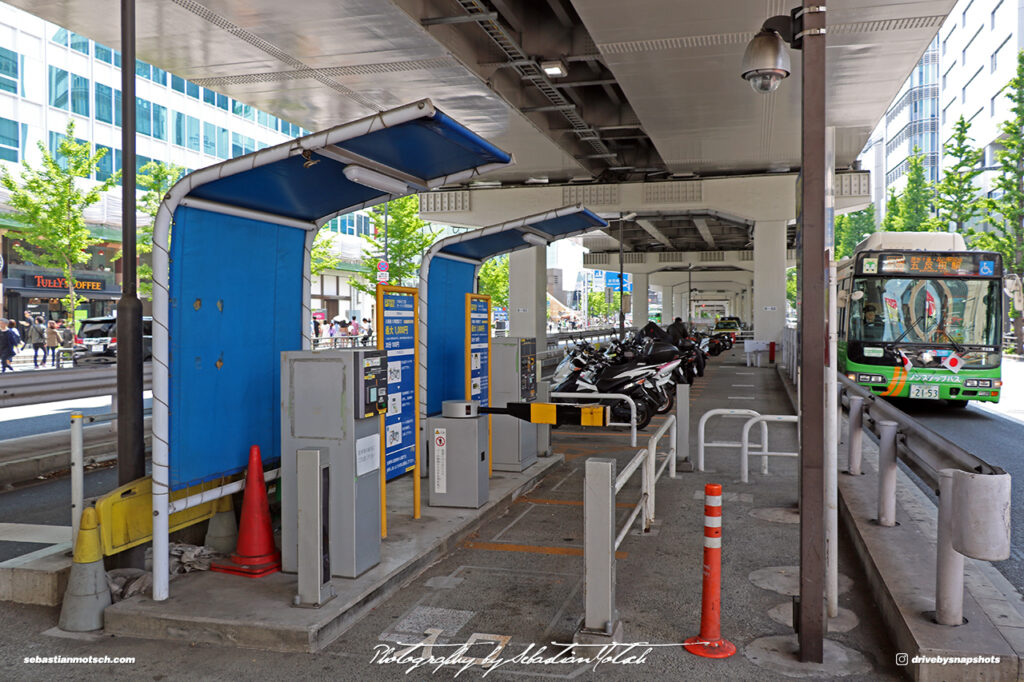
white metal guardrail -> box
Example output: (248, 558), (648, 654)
(840, 376), (1011, 627)
(580, 412), (677, 639)
(739, 415), (798, 483)
(696, 409), (767, 473)
(0, 364), (153, 409)
(550, 391), (637, 446)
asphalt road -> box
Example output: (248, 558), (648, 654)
(894, 356), (1024, 591)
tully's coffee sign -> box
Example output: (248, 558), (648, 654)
(31, 275), (104, 291)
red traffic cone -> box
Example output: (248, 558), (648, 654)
(210, 445), (281, 578)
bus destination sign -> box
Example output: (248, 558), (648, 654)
(859, 252), (1001, 278)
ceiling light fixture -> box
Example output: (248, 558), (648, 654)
(540, 59), (568, 78)
(521, 232), (549, 247)
(343, 165), (409, 195)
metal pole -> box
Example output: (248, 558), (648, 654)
(70, 412), (84, 552)
(383, 198), (389, 265)
(877, 420), (899, 527)
(688, 267), (692, 326)
(676, 382), (689, 473)
(116, 0), (145, 570)
(618, 221), (625, 340)
(935, 469), (965, 626)
(847, 396), (864, 476)
(825, 257), (838, 618)
(584, 458), (616, 632)
(798, 0), (827, 662)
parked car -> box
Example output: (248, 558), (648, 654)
(75, 316), (153, 363)
(720, 316), (745, 329)
(712, 318), (741, 343)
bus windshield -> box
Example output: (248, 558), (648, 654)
(850, 277), (1000, 347)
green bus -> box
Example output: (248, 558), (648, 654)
(837, 232), (1003, 407)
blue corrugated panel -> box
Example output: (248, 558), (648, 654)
(426, 256), (476, 416)
(168, 206), (304, 490)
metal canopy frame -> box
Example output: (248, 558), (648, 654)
(147, 99), (512, 602)
(416, 204), (608, 437)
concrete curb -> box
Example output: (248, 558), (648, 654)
(776, 364), (1024, 681)
(0, 420), (152, 487)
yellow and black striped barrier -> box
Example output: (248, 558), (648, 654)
(481, 402), (606, 427)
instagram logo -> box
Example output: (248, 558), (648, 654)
(896, 653), (909, 666)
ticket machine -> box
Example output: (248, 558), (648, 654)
(281, 349), (386, 579)
(491, 337), (538, 471)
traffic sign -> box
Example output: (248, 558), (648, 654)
(377, 260), (389, 272)
(376, 271), (389, 282)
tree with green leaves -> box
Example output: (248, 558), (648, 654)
(477, 254), (509, 309)
(132, 160), (184, 297)
(351, 195), (436, 295)
(0, 120), (118, 315)
(896, 149), (935, 231)
(881, 188), (902, 232)
(834, 205), (875, 260)
(310, 229), (341, 276)
(785, 266), (797, 309)
(932, 115), (984, 235)
(974, 49), (1024, 354)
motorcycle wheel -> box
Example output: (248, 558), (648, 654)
(611, 399), (653, 430)
(656, 392), (675, 414)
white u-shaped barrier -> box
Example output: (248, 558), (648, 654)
(739, 415), (799, 483)
(696, 409), (766, 473)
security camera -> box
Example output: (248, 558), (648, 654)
(741, 29), (791, 93)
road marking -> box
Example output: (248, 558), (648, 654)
(732, 384), (755, 387)
(728, 396), (756, 400)
(463, 540), (627, 559)
(736, 372), (755, 375)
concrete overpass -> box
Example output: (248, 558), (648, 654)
(7, 0), (954, 663)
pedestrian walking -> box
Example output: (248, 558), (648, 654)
(24, 315), (48, 367)
(45, 320), (60, 367)
(0, 318), (18, 373)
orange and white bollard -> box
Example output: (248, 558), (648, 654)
(684, 483), (736, 658)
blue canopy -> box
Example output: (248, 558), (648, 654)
(419, 206), (609, 418)
(152, 99), (513, 491)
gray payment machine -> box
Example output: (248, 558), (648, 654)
(491, 337), (538, 471)
(428, 400), (488, 508)
(281, 349), (387, 579)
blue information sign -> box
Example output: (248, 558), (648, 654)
(466, 294), (491, 407)
(377, 286), (418, 480)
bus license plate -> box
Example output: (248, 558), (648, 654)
(909, 384), (939, 399)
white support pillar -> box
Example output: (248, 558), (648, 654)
(673, 290), (685, 325)
(661, 285), (674, 323)
(633, 273), (649, 326)
(753, 220), (787, 342)
(510, 246), (547, 351)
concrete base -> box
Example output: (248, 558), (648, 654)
(572, 620), (624, 658)
(744, 634), (872, 678)
(104, 456), (564, 653)
(0, 542), (72, 606)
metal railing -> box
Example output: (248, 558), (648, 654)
(781, 326), (798, 385)
(0, 364), (153, 409)
(581, 413), (677, 637)
(739, 415), (798, 483)
(840, 375), (1011, 626)
(697, 409), (767, 473)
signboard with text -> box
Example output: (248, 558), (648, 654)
(466, 294), (491, 407)
(376, 285), (419, 480)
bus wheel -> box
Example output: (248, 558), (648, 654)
(947, 400), (969, 409)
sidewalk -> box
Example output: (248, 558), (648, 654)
(0, 347), (901, 680)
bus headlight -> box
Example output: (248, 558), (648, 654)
(964, 379), (991, 388)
